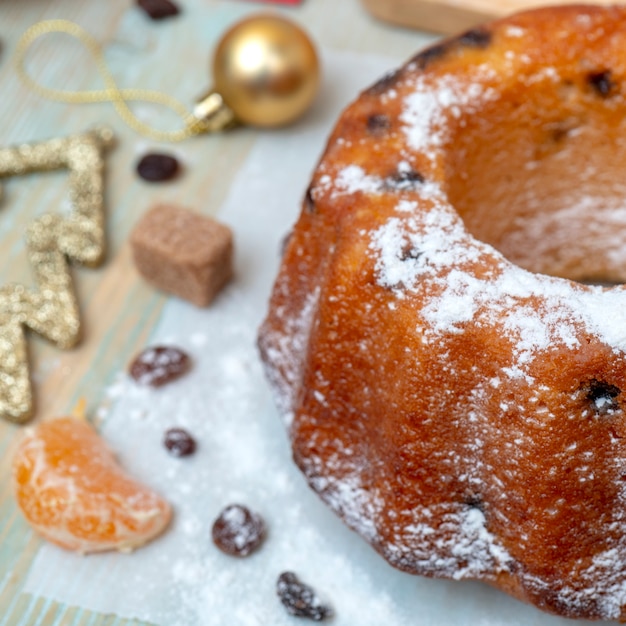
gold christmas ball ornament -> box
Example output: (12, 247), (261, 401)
(195, 14), (320, 129)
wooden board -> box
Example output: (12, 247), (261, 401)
(361, 0), (616, 34)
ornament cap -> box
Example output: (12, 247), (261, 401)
(193, 89), (238, 132)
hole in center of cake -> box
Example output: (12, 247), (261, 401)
(443, 73), (626, 284)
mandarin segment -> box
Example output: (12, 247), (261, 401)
(12, 416), (172, 553)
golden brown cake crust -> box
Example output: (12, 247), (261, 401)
(259, 5), (626, 621)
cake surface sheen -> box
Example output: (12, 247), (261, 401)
(259, 5), (626, 621)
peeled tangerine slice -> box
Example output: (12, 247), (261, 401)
(12, 415), (172, 554)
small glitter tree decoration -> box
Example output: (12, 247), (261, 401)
(0, 127), (114, 423)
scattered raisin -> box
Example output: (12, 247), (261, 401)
(411, 43), (449, 70)
(136, 153), (180, 182)
(136, 0), (180, 20)
(366, 114), (390, 135)
(129, 346), (191, 387)
(386, 168), (425, 190)
(457, 28), (492, 48)
(464, 494), (485, 512)
(164, 428), (197, 457)
(276, 572), (332, 621)
(400, 243), (421, 261)
(212, 504), (266, 557)
(587, 70), (616, 97)
(411, 28), (490, 73)
(550, 122), (574, 143)
(586, 379), (621, 414)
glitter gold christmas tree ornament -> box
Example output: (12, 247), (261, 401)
(0, 127), (114, 424)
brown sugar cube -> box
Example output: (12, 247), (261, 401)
(131, 204), (233, 306)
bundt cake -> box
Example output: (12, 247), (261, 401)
(259, 5), (626, 621)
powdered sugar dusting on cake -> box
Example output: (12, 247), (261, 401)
(505, 25), (526, 37)
(302, 447), (383, 544)
(386, 504), (512, 579)
(369, 197), (626, 365)
(499, 193), (626, 283)
(334, 165), (382, 196)
(400, 71), (498, 157)
(309, 131), (626, 618)
(369, 199), (486, 295)
(450, 508), (511, 578)
(261, 287), (321, 427)
(296, 146), (626, 619)
(547, 543), (626, 619)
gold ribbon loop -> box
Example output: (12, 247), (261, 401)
(15, 19), (210, 142)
